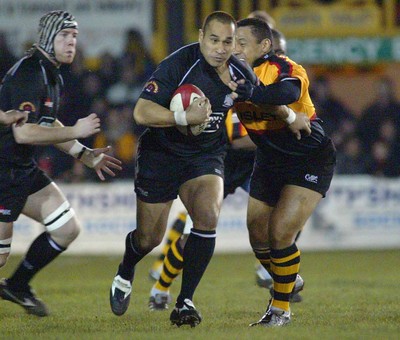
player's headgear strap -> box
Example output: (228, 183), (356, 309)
(38, 10), (78, 58)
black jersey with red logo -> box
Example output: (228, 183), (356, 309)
(138, 42), (256, 157)
(0, 49), (63, 166)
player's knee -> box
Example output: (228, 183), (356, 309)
(64, 222), (80, 242)
(52, 220), (81, 246)
(247, 223), (268, 245)
(0, 253), (9, 268)
(0, 236), (12, 267)
(137, 233), (162, 253)
(44, 202), (80, 246)
(269, 227), (298, 248)
(194, 210), (218, 230)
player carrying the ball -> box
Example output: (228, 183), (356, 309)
(109, 11), (309, 328)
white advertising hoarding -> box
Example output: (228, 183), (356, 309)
(10, 176), (400, 255)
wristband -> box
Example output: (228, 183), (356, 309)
(174, 110), (188, 126)
(77, 147), (87, 160)
(285, 108), (296, 125)
(68, 141), (85, 158)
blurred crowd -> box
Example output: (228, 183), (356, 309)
(1, 27), (400, 182)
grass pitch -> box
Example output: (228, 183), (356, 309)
(0, 250), (399, 339)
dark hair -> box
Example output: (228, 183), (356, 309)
(271, 28), (287, 55)
(202, 11), (236, 33)
(237, 18), (272, 44)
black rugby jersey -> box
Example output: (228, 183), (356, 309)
(0, 49), (63, 166)
(138, 42), (256, 156)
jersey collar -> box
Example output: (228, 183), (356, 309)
(253, 52), (275, 68)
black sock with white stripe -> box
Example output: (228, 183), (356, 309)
(117, 230), (146, 282)
(7, 232), (66, 291)
(176, 228), (216, 306)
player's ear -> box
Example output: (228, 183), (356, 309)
(262, 38), (272, 53)
(198, 29), (204, 42)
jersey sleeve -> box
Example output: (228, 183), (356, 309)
(139, 50), (192, 109)
(277, 56), (310, 99)
(0, 62), (44, 124)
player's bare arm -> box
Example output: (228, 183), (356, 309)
(134, 97), (211, 127)
(262, 104), (311, 140)
(53, 119), (122, 181)
(0, 109), (28, 127)
(12, 113), (100, 145)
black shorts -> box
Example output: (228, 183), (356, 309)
(134, 148), (225, 203)
(0, 163), (52, 222)
(223, 148), (254, 198)
(250, 140), (336, 206)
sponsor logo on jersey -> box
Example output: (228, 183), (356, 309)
(143, 80), (159, 94)
(0, 206), (11, 216)
(44, 98), (53, 108)
(223, 95), (234, 108)
(19, 101), (36, 112)
(305, 174), (318, 184)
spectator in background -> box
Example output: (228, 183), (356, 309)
(93, 105), (138, 179)
(335, 136), (371, 174)
(120, 28), (156, 85)
(311, 76), (356, 148)
(96, 51), (120, 90)
(271, 28), (287, 56)
(0, 32), (17, 79)
(356, 77), (400, 177)
(247, 10), (276, 28)
(368, 139), (395, 176)
(366, 118), (400, 177)
(357, 77), (400, 154)
(106, 63), (143, 106)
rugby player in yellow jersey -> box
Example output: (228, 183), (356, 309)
(230, 18), (336, 327)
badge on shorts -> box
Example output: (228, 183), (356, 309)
(143, 80), (159, 94)
(19, 101), (36, 112)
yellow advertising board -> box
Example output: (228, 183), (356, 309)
(274, 4), (381, 37)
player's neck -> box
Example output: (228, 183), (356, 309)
(215, 63), (230, 84)
(37, 46), (61, 68)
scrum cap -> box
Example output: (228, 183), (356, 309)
(38, 10), (78, 57)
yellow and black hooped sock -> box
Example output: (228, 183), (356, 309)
(253, 246), (272, 274)
(154, 236), (184, 292)
(151, 212), (186, 272)
(270, 243), (300, 312)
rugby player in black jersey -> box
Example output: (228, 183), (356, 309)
(109, 11), (263, 328)
(0, 11), (121, 317)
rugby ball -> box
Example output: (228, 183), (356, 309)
(170, 84), (207, 136)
